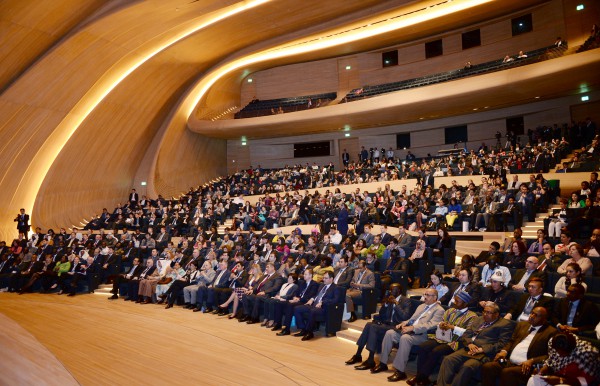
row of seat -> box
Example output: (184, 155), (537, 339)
(343, 45), (566, 102)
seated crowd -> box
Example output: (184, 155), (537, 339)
(1, 120), (599, 386)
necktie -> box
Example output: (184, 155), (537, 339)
(523, 297), (537, 315)
(450, 284), (466, 305)
(357, 271), (365, 284)
(314, 285), (328, 303)
(128, 265), (136, 275)
(299, 282), (309, 298)
(473, 321), (493, 339)
(334, 269), (344, 284)
(408, 305), (431, 326)
(257, 274), (270, 292)
(567, 302), (577, 326)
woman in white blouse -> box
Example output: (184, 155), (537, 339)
(262, 273), (299, 328)
(554, 262), (587, 298)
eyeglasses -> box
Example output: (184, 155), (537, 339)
(482, 310), (498, 315)
(423, 293), (436, 297)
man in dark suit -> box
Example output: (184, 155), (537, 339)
(293, 271), (339, 341)
(274, 269), (319, 334)
(508, 256), (546, 293)
(515, 184), (535, 222)
(355, 205), (369, 236)
(14, 208), (30, 240)
(99, 247), (117, 284)
(347, 283), (412, 369)
(439, 269), (480, 308)
(437, 302), (513, 386)
(499, 196), (522, 230)
(481, 306), (556, 386)
(379, 225), (392, 246)
(242, 262), (284, 324)
(128, 189), (139, 208)
(552, 283), (600, 335)
(108, 257), (144, 300)
(342, 149), (350, 167)
(475, 241), (503, 266)
(332, 256), (353, 288)
(505, 277), (553, 322)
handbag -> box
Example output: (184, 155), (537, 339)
(157, 277), (173, 285)
(435, 326), (452, 343)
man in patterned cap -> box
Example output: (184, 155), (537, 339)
(407, 291), (478, 385)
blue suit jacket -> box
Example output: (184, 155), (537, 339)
(313, 283), (339, 305)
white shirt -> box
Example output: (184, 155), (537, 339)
(509, 325), (541, 365)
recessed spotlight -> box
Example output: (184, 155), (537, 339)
(247, 78), (253, 83)
(535, 96), (540, 99)
(581, 95), (590, 102)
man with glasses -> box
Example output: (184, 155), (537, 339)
(481, 307), (556, 386)
(437, 302), (513, 386)
(509, 256), (546, 293)
(371, 288), (444, 381)
(536, 243), (555, 272)
(504, 278), (553, 322)
(293, 271), (339, 341)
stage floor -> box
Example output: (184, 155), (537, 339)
(0, 293), (406, 385)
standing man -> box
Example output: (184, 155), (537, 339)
(342, 149), (350, 167)
(129, 188), (139, 208)
(14, 208), (30, 240)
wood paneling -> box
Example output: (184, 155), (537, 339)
(0, 0), (107, 91)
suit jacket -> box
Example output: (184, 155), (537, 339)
(380, 233), (392, 246)
(508, 293), (553, 320)
(350, 269), (375, 289)
(397, 233), (413, 249)
(551, 298), (600, 332)
(332, 267), (353, 288)
(475, 251), (503, 265)
(502, 322), (556, 364)
(256, 272), (284, 297)
(509, 269), (547, 291)
(374, 295), (413, 325)
(440, 282), (481, 308)
(124, 264), (144, 278)
(459, 317), (513, 357)
(406, 303), (444, 335)
(312, 283), (339, 306)
(212, 269), (232, 288)
(296, 280), (319, 303)
(479, 286), (514, 315)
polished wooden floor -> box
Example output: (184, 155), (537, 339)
(0, 292), (406, 386)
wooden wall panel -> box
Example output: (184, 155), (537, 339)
(244, 59), (339, 102)
(243, 0), (572, 102)
(227, 142), (251, 174)
(0, 0), (106, 90)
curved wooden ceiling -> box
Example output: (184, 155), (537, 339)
(0, 0), (593, 240)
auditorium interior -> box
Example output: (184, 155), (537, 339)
(1, 0), (600, 385)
